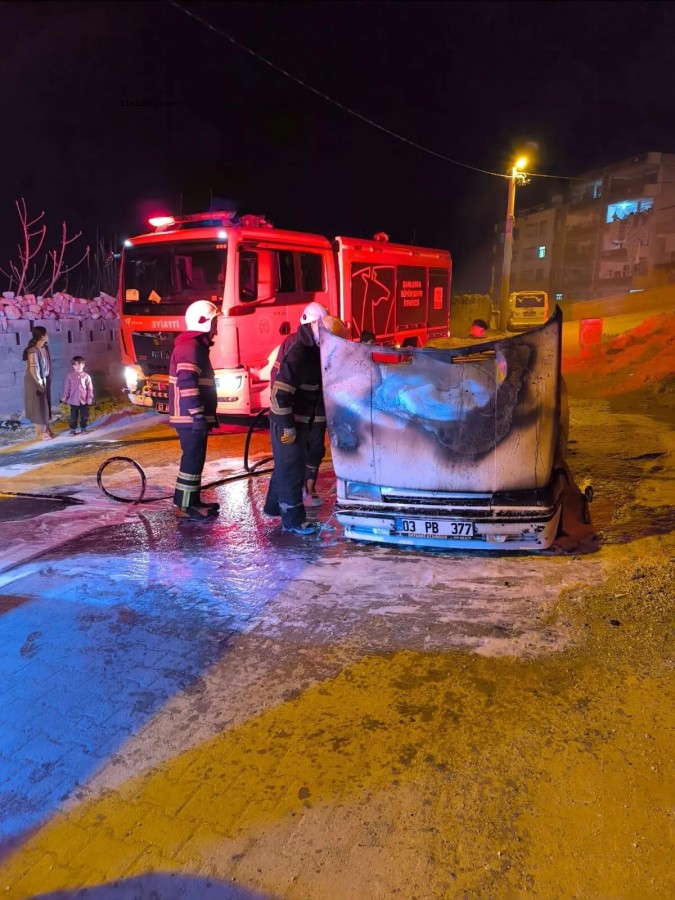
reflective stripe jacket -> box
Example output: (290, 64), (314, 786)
(269, 323), (325, 429)
(168, 331), (217, 428)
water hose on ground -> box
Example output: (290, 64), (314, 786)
(0, 491), (85, 505)
(96, 411), (274, 505)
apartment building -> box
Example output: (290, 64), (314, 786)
(492, 151), (675, 302)
(501, 201), (566, 298)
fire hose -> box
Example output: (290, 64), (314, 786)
(96, 409), (274, 505)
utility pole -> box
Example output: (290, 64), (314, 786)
(499, 157), (528, 330)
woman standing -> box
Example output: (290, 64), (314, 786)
(23, 326), (55, 440)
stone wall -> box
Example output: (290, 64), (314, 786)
(0, 317), (123, 419)
(0, 290), (118, 327)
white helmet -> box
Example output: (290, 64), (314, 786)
(300, 301), (328, 325)
(185, 300), (220, 333)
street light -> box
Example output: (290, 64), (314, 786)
(499, 156), (529, 330)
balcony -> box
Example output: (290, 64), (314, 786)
(562, 270), (594, 287)
(597, 273), (632, 284)
(564, 249), (595, 263)
(566, 223), (598, 238)
(568, 188), (603, 209)
(599, 247), (628, 261)
(607, 178), (658, 202)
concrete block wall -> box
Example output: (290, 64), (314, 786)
(450, 294), (493, 338)
(0, 318), (123, 418)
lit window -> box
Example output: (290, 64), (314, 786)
(556, 292), (563, 301)
(606, 197), (654, 223)
(538, 245), (546, 259)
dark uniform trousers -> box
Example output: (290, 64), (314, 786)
(264, 420), (309, 528)
(305, 419), (326, 486)
(173, 427), (209, 509)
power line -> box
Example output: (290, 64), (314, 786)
(167, 2), (615, 186)
(168, 1), (510, 179)
(525, 170), (585, 182)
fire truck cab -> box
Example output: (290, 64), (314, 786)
(120, 212), (451, 421)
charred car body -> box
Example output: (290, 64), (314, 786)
(320, 307), (567, 551)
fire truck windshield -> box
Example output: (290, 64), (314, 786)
(122, 241), (227, 315)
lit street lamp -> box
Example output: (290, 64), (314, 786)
(499, 156), (529, 331)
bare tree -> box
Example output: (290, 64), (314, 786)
(0, 198), (48, 295)
(0, 200), (91, 298)
(73, 238), (119, 298)
(42, 222), (90, 297)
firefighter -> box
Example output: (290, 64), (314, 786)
(263, 301), (330, 535)
(168, 300), (221, 522)
(303, 314), (349, 507)
(303, 420), (326, 508)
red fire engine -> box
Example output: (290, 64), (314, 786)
(120, 211), (451, 420)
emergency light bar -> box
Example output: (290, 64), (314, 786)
(148, 211), (238, 232)
(148, 216), (175, 229)
(147, 211), (275, 233)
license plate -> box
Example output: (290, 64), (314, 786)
(394, 517), (474, 538)
(155, 402), (169, 413)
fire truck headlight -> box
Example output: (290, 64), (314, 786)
(125, 366), (144, 390)
(216, 374), (244, 391)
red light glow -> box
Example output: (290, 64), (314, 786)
(148, 216), (175, 228)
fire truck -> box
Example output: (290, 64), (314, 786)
(120, 211), (451, 420)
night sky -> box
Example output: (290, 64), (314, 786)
(2, 0), (675, 292)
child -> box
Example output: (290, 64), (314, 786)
(61, 356), (94, 435)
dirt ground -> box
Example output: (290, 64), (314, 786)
(564, 312), (675, 423)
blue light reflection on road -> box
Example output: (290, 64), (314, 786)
(0, 476), (317, 843)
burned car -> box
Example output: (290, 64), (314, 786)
(320, 307), (574, 551)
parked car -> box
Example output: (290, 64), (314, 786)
(507, 291), (549, 331)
